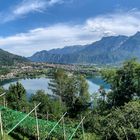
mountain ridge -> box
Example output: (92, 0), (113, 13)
(28, 32), (140, 64)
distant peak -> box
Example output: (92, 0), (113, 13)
(101, 35), (128, 41)
(134, 31), (140, 36)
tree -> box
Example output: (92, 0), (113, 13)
(102, 59), (137, 107)
(49, 68), (68, 100)
(68, 75), (90, 117)
(77, 75), (90, 102)
(85, 101), (140, 140)
(6, 81), (27, 111)
(49, 69), (90, 118)
(30, 90), (66, 119)
(30, 90), (51, 117)
(134, 62), (140, 96)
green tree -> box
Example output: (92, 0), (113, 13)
(30, 90), (52, 118)
(102, 59), (137, 107)
(49, 69), (68, 100)
(30, 90), (66, 119)
(49, 69), (90, 118)
(134, 62), (140, 96)
(77, 75), (90, 102)
(68, 75), (90, 117)
(51, 99), (66, 118)
(85, 101), (140, 140)
(6, 82), (27, 111)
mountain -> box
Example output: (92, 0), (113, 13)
(29, 45), (86, 62)
(48, 45), (86, 54)
(0, 49), (29, 65)
(28, 32), (140, 64)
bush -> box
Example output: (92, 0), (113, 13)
(85, 101), (140, 140)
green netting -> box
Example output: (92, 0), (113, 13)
(0, 106), (76, 140)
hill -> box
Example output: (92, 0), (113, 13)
(0, 49), (29, 65)
(28, 32), (140, 64)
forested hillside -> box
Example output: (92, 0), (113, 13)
(0, 49), (29, 65)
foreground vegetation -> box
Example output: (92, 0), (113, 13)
(0, 106), (76, 140)
(0, 59), (140, 139)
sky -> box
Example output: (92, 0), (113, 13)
(1, 0), (140, 56)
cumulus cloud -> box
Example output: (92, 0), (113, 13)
(86, 10), (140, 36)
(0, 0), (64, 22)
(0, 24), (96, 56)
(0, 10), (140, 56)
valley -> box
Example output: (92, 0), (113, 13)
(1, 1), (140, 139)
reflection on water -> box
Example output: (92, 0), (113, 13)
(2, 77), (109, 96)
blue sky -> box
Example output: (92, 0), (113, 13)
(0, 0), (140, 56)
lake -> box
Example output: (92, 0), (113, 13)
(2, 77), (109, 96)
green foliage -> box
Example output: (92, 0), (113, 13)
(49, 69), (90, 118)
(102, 59), (140, 107)
(81, 60), (140, 139)
(77, 75), (90, 102)
(1, 133), (16, 140)
(0, 87), (5, 105)
(49, 69), (69, 98)
(85, 101), (140, 140)
(0, 106), (75, 140)
(6, 82), (28, 111)
(51, 99), (66, 118)
(30, 90), (52, 114)
(78, 133), (101, 140)
(0, 49), (28, 66)
(0, 67), (11, 75)
(2, 73), (89, 139)
(30, 90), (66, 119)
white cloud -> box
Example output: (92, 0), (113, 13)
(13, 0), (46, 15)
(0, 24), (96, 56)
(1, 0), (64, 22)
(0, 10), (140, 56)
(86, 10), (140, 36)
(48, 0), (64, 6)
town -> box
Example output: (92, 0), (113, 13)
(0, 62), (100, 80)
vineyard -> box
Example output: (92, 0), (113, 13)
(0, 106), (78, 140)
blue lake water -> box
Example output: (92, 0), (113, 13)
(2, 77), (109, 96)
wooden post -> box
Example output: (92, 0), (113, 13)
(3, 96), (5, 108)
(47, 112), (67, 139)
(62, 116), (66, 140)
(69, 117), (85, 140)
(0, 92), (6, 107)
(47, 112), (49, 122)
(5, 101), (7, 108)
(81, 115), (85, 140)
(34, 103), (40, 140)
(0, 111), (3, 139)
(59, 96), (62, 108)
